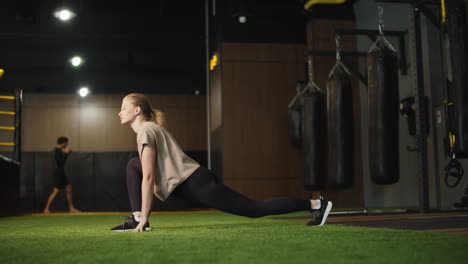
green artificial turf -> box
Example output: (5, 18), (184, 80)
(1, 212), (467, 264)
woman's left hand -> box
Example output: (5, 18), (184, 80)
(132, 218), (148, 232)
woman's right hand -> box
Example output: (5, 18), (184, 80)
(132, 217), (148, 232)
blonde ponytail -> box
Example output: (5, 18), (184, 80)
(151, 109), (167, 129)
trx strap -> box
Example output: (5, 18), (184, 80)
(303, 0), (347, 11)
(445, 133), (464, 187)
(445, 157), (464, 188)
(440, 0), (464, 187)
(441, 0), (447, 24)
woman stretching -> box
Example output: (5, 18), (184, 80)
(111, 93), (333, 232)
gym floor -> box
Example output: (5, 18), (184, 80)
(1, 211), (467, 264)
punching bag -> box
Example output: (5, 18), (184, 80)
(288, 106), (302, 148)
(327, 66), (354, 188)
(447, 6), (468, 157)
(367, 39), (400, 184)
(288, 82), (308, 148)
(302, 90), (326, 190)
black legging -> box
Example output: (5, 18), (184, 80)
(126, 157), (310, 218)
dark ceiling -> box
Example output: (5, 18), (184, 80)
(0, 0), (350, 95)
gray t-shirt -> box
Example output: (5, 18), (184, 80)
(137, 122), (200, 201)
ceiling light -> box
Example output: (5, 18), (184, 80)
(70, 56), (83, 67)
(78, 87), (89, 97)
(238, 15), (247, 23)
(54, 8), (76, 22)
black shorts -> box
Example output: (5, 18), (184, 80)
(53, 168), (69, 188)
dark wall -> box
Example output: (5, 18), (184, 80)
(0, 0), (205, 94)
(17, 151), (207, 213)
(0, 155), (20, 216)
(210, 0), (307, 53)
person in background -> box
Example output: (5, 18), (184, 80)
(43, 137), (81, 214)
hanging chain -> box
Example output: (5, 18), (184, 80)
(335, 35), (341, 62)
(369, 3), (397, 53)
(328, 34), (351, 77)
(307, 56), (314, 83)
(378, 4), (384, 36)
(306, 56), (321, 92)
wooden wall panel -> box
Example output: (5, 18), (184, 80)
(22, 94), (206, 152)
(222, 43), (302, 62)
(23, 107), (81, 151)
(210, 67), (222, 132)
(222, 62), (298, 179)
(209, 63), (224, 178)
(163, 106), (207, 151)
(219, 43), (310, 200)
(79, 106), (136, 151)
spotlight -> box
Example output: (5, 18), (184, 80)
(194, 90), (200, 95)
(70, 56), (83, 67)
(232, 0), (249, 24)
(54, 8), (76, 22)
(78, 87), (89, 97)
(238, 15), (247, 23)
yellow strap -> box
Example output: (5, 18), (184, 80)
(0, 126), (15, 130)
(304, 0), (346, 10)
(0, 69), (4, 78)
(441, 0), (447, 24)
(449, 132), (456, 148)
(443, 100), (454, 106)
(0, 142), (15, 146)
(0, 95), (15, 100)
(0, 111), (15, 115)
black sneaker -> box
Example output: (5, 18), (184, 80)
(110, 215), (152, 232)
(307, 197), (333, 226)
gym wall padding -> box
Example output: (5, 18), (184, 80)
(66, 152), (95, 211)
(19, 152), (35, 212)
(93, 153), (132, 211)
(34, 151), (69, 211)
(14, 151), (207, 213)
(0, 155), (20, 216)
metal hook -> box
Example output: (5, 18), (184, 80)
(335, 35), (341, 62)
(378, 4), (384, 36)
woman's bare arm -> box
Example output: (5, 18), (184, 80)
(133, 145), (156, 232)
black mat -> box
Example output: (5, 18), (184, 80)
(330, 216), (468, 230)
